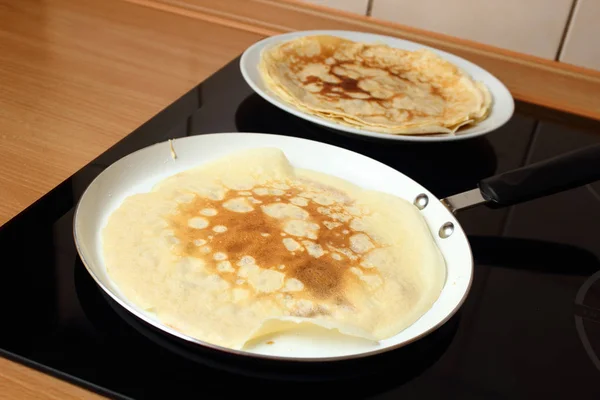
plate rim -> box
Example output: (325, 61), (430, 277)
(240, 29), (515, 143)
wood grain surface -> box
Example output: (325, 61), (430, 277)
(0, 357), (104, 400)
(0, 0), (263, 226)
(1, 0), (599, 398)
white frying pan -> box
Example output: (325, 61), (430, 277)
(73, 132), (600, 362)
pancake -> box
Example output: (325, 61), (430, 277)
(102, 148), (446, 350)
(259, 35), (492, 135)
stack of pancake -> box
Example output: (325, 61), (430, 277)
(259, 35), (492, 135)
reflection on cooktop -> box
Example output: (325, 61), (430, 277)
(470, 236), (600, 275)
(235, 93), (497, 198)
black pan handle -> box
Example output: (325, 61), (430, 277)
(479, 143), (600, 208)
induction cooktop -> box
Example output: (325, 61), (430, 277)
(1, 58), (599, 399)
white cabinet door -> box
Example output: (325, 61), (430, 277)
(560, 0), (600, 71)
(370, 0), (574, 59)
(300, 0), (369, 15)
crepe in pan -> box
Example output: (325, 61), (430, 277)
(259, 35), (492, 135)
(102, 148), (446, 349)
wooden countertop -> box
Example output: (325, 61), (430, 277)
(1, 0), (599, 398)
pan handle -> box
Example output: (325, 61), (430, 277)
(441, 143), (600, 213)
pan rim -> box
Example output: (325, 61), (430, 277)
(72, 131), (474, 363)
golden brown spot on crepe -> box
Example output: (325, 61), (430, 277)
(167, 180), (382, 306)
(293, 50), (444, 107)
(430, 85), (443, 97)
(304, 74), (372, 101)
(292, 257), (343, 299)
(405, 109), (432, 121)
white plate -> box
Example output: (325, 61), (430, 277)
(240, 30), (515, 142)
(74, 132), (473, 361)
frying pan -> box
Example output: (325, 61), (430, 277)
(73, 132), (600, 362)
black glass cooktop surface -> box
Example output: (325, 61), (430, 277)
(1, 58), (600, 399)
